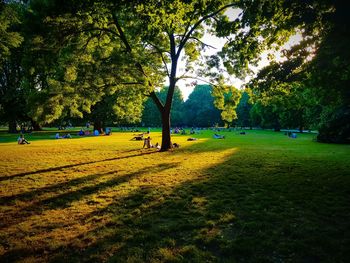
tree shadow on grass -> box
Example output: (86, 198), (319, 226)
(0, 162), (177, 231)
(43, 149), (350, 262)
(1, 140), (349, 262)
(0, 172), (106, 206)
(0, 150), (158, 182)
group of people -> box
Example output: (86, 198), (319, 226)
(142, 136), (161, 150)
(169, 127), (201, 135)
(55, 133), (72, 139)
(142, 137), (180, 149)
(78, 127), (112, 136)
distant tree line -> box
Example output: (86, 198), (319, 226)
(141, 85), (223, 128)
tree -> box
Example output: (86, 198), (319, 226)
(142, 96), (161, 127)
(0, 1), (26, 132)
(236, 90), (253, 129)
(238, 0), (350, 142)
(89, 86), (146, 132)
(308, 1), (350, 143)
(248, 62), (317, 132)
(212, 83), (241, 127)
(24, 0), (158, 128)
(249, 101), (281, 131)
(112, 1), (241, 150)
(0, 1), (23, 61)
(142, 86), (185, 127)
(27, 0), (245, 150)
(183, 84), (222, 127)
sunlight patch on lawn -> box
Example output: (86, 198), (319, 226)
(0, 134), (239, 261)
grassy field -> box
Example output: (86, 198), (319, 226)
(0, 129), (349, 263)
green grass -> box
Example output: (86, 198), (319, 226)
(0, 129), (349, 262)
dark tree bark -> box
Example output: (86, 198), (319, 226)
(160, 109), (172, 151)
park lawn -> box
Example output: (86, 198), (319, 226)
(0, 130), (349, 262)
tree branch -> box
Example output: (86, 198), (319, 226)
(119, 82), (144, 85)
(146, 43), (171, 78)
(149, 91), (164, 112)
(177, 3), (237, 57)
(165, 33), (178, 110)
(176, 35), (217, 49)
(178, 75), (219, 87)
(80, 27), (120, 37)
(111, 12), (164, 111)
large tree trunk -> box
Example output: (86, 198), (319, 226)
(8, 120), (17, 133)
(160, 110), (172, 151)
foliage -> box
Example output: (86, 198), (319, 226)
(22, 0), (247, 150)
(212, 83), (241, 125)
(0, 1), (23, 61)
(236, 90), (253, 128)
(183, 84), (222, 127)
(243, 0), (350, 142)
(0, 1), (27, 132)
(25, 0), (162, 125)
(142, 86), (185, 127)
(88, 86), (146, 129)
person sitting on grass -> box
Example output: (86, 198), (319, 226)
(213, 133), (225, 139)
(78, 129), (84, 136)
(143, 136), (153, 148)
(105, 127), (112, 135)
(17, 134), (30, 144)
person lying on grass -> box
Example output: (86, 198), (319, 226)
(213, 133), (225, 139)
(132, 133), (144, 141)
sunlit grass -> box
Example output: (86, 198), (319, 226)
(0, 129), (349, 262)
